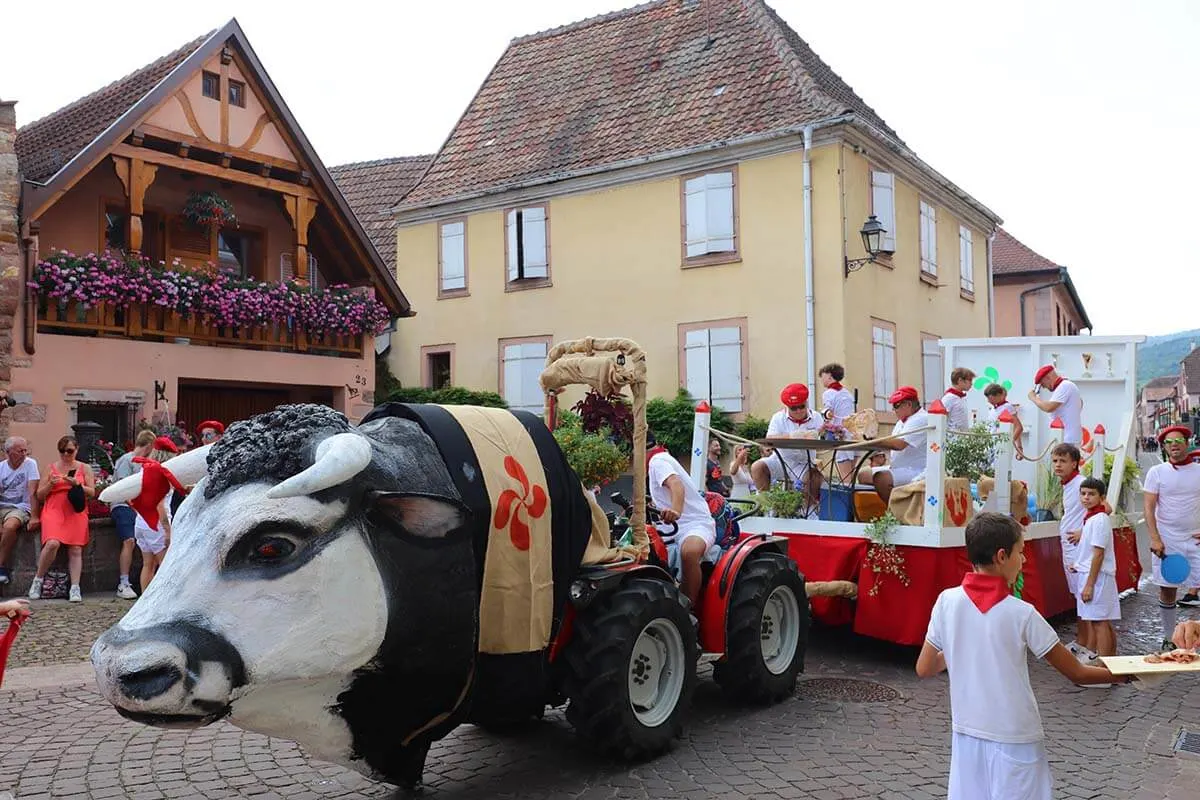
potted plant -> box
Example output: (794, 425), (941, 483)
(944, 423), (1004, 483)
(183, 190), (237, 231)
(552, 413), (628, 490)
(754, 484), (808, 519)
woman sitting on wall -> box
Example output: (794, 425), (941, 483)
(29, 435), (95, 603)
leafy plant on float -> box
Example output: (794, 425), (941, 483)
(552, 412), (628, 488)
(944, 423), (1005, 483)
(572, 390), (634, 451)
(1083, 452), (1143, 527)
(753, 484), (807, 519)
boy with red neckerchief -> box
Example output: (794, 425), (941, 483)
(1050, 443), (1087, 655)
(918, 512), (1117, 799)
(819, 364), (857, 482)
(983, 383), (1025, 459)
(1143, 424), (1200, 650)
(940, 368), (976, 432)
(1069, 477), (1120, 677)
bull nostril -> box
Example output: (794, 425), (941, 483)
(118, 663), (183, 701)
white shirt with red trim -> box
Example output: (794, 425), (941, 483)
(941, 391), (969, 432)
(1144, 461), (1200, 539)
(1048, 379), (1082, 445)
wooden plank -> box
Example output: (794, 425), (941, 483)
(139, 123), (302, 173)
(111, 144), (317, 199)
(1100, 655), (1200, 675)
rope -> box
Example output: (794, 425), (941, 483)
(698, 424), (936, 453)
(1017, 438), (1061, 464)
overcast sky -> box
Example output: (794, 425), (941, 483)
(5, 0), (1196, 337)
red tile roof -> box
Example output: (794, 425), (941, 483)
(15, 34), (210, 182)
(992, 228), (1061, 275)
(329, 156), (435, 270)
(402, 0), (901, 207)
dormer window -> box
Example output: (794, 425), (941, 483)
(229, 79), (246, 108)
(202, 71), (220, 100)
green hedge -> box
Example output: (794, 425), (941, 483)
(646, 388), (735, 456)
(384, 386), (508, 408)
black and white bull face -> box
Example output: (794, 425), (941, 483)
(91, 405), (479, 781)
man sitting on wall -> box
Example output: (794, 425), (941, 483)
(751, 383), (823, 504)
(0, 437), (39, 585)
(860, 386), (930, 503)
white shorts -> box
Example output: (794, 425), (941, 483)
(949, 732), (1052, 800)
(884, 466), (923, 487)
(664, 525), (721, 578)
(1075, 572), (1120, 621)
(1151, 533), (1200, 588)
(134, 522), (167, 555)
(1061, 538), (1080, 595)
(759, 455), (811, 488)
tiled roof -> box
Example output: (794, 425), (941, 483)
(328, 156), (434, 271)
(992, 228), (1061, 275)
(1145, 375), (1180, 390)
(402, 0), (901, 207)
(15, 34), (211, 182)
(1182, 348), (1200, 396)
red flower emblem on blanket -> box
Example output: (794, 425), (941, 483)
(493, 456), (548, 551)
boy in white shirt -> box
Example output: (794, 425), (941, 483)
(1069, 477), (1120, 671)
(940, 368), (975, 433)
(646, 430), (719, 608)
(819, 363), (857, 482)
(983, 383), (1025, 459)
(917, 512), (1118, 800)
(1050, 444), (1085, 649)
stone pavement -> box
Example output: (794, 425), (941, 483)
(1, 587), (1199, 799)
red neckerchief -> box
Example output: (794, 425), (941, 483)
(988, 398), (1006, 408)
(1083, 506), (1106, 523)
(946, 388), (966, 398)
(962, 572), (1011, 614)
(129, 458), (188, 530)
(1050, 376), (1064, 391)
(645, 445), (668, 471)
(828, 382), (844, 392)
(1169, 451), (1199, 470)
(1060, 470), (1080, 486)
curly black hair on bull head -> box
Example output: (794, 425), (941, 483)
(203, 404), (353, 498)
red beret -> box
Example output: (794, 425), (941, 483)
(1158, 426), (1191, 444)
(197, 420), (225, 436)
(888, 386), (919, 405)
(153, 436), (179, 453)
(780, 383), (809, 406)
(1034, 365), (1055, 384)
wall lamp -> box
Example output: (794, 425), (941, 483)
(845, 214), (888, 277)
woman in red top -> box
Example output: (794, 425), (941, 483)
(29, 436), (95, 602)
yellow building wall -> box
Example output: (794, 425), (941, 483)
(392, 143), (990, 420)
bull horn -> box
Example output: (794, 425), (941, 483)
(265, 433), (373, 499)
(97, 444), (214, 504)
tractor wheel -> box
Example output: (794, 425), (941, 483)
(561, 577), (697, 760)
(714, 553), (808, 704)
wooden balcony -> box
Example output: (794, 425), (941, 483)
(36, 300), (365, 359)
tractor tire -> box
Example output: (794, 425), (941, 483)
(714, 553), (808, 704)
(561, 577), (697, 760)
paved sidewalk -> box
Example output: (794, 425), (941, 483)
(0, 587), (1198, 798)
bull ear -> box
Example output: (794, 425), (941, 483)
(369, 492), (471, 540)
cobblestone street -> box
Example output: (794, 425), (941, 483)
(1, 583), (1198, 799)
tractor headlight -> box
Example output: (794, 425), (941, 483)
(569, 579), (597, 607)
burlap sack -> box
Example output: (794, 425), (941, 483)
(887, 477), (974, 526)
(977, 477), (1030, 524)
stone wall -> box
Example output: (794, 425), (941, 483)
(0, 99), (21, 445)
(0, 518), (146, 597)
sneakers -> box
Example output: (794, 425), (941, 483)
(27, 576), (42, 600)
(68, 585), (82, 603)
(0, 566), (9, 585)
(116, 583), (138, 600)
(1066, 641), (1081, 656)
(1179, 593), (1200, 607)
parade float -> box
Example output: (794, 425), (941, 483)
(695, 335), (1146, 646)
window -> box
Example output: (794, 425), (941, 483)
(103, 204), (127, 251)
(421, 345), (455, 390)
(499, 337), (551, 415)
(75, 402), (135, 455)
(921, 333), (943, 410)
(228, 79), (246, 108)
(959, 225), (974, 295)
(871, 319), (898, 413)
(919, 200), (937, 277)
(439, 220), (467, 296)
(217, 228), (261, 279)
(505, 206), (549, 286)
(679, 319), (747, 413)
(202, 71), (220, 100)
(870, 170), (897, 253)
(682, 169), (737, 262)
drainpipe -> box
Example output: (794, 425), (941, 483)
(802, 125), (817, 394)
(1018, 267), (1066, 337)
(986, 232), (996, 336)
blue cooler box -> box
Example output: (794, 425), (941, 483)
(819, 486), (854, 522)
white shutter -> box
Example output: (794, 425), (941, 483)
(872, 330), (888, 411)
(520, 341), (547, 414)
(959, 225), (974, 292)
(502, 344), (523, 409)
(871, 171), (897, 252)
(708, 326), (743, 412)
(706, 172), (735, 253)
(684, 329), (711, 402)
(505, 211), (519, 281)
(684, 176), (707, 257)
(920, 201), (937, 275)
(922, 337), (943, 409)
(441, 222), (465, 290)
(521, 208), (548, 278)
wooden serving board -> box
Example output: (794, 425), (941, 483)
(1099, 654), (1200, 675)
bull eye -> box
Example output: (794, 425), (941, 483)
(249, 536), (296, 563)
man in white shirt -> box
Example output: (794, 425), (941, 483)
(865, 386), (930, 503)
(751, 383), (823, 496)
(647, 431), (718, 608)
(940, 367), (975, 433)
(0, 436), (39, 585)
(1027, 365), (1082, 445)
(1143, 425), (1200, 651)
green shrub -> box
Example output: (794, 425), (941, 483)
(375, 356), (401, 400)
(645, 388), (734, 456)
(944, 423), (1004, 482)
(734, 414), (769, 462)
(552, 413), (629, 487)
(385, 386), (508, 408)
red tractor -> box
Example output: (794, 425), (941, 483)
(539, 338), (809, 759)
